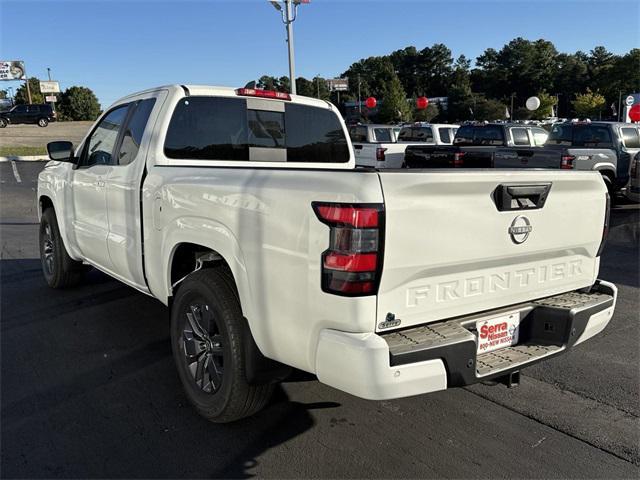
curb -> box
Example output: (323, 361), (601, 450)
(0, 155), (49, 162)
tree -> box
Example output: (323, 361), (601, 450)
(15, 77), (43, 104)
(529, 91), (557, 120)
(376, 64), (410, 123)
(0, 89), (7, 99)
(58, 86), (101, 121)
(413, 103), (439, 122)
(447, 55), (474, 121)
(472, 95), (508, 121)
(572, 89), (606, 119)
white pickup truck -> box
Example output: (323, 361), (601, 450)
(352, 122), (459, 168)
(38, 85), (616, 423)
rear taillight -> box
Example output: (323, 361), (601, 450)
(561, 155), (575, 169)
(376, 147), (387, 162)
(235, 88), (291, 100)
(313, 202), (384, 296)
(453, 151), (465, 167)
(596, 192), (610, 257)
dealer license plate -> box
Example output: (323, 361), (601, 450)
(476, 312), (520, 354)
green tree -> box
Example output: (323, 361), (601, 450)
(447, 55), (474, 121)
(529, 91), (557, 120)
(413, 103), (439, 122)
(571, 89), (606, 119)
(0, 89), (7, 99)
(58, 86), (101, 121)
(15, 77), (43, 104)
(472, 95), (508, 121)
(377, 64), (410, 123)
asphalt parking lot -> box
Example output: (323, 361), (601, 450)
(0, 121), (93, 149)
(1, 160), (639, 478)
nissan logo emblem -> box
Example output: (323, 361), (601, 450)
(509, 216), (532, 244)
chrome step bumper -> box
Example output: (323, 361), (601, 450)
(381, 280), (616, 386)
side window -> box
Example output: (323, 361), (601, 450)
(621, 128), (640, 148)
(14, 105), (27, 113)
(511, 128), (530, 146)
(373, 128), (393, 143)
(165, 97), (249, 161)
(82, 105), (129, 167)
(531, 127), (549, 146)
(348, 126), (367, 143)
(438, 127), (451, 144)
(116, 98), (156, 166)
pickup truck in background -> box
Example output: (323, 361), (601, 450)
(353, 122), (458, 168)
(404, 122), (551, 168)
(38, 85), (616, 423)
(541, 121), (640, 196)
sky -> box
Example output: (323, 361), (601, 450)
(1, 0), (638, 108)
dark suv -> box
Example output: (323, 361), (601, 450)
(0, 104), (56, 127)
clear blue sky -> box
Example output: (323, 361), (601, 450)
(1, 0), (638, 108)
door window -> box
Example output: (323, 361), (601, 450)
(115, 98), (156, 166)
(531, 127), (549, 146)
(373, 128), (393, 143)
(82, 105), (129, 167)
(621, 128), (640, 148)
(511, 128), (530, 146)
(438, 127), (451, 144)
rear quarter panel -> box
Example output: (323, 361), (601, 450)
(143, 167), (383, 373)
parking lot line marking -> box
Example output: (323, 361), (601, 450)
(10, 161), (22, 183)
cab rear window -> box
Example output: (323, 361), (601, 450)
(164, 96), (349, 163)
(454, 125), (505, 146)
(398, 126), (434, 142)
(548, 124), (613, 147)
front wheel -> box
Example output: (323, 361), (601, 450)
(0, 118), (7, 128)
(171, 268), (274, 423)
(37, 118), (49, 127)
(39, 208), (86, 288)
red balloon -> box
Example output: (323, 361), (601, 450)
(416, 96), (429, 110)
(365, 97), (377, 109)
(629, 103), (640, 122)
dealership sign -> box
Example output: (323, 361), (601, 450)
(0, 61), (26, 80)
(326, 78), (348, 91)
(40, 81), (60, 93)
(45, 95), (57, 103)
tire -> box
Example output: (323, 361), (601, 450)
(171, 268), (274, 423)
(37, 118), (49, 127)
(601, 173), (617, 204)
(39, 208), (86, 288)
(0, 118), (7, 128)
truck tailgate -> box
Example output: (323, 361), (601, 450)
(376, 170), (607, 331)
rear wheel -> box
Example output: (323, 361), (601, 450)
(37, 118), (49, 127)
(171, 268), (274, 423)
(39, 208), (86, 288)
(601, 173), (616, 203)
(0, 118), (7, 128)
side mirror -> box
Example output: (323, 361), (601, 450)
(47, 141), (76, 162)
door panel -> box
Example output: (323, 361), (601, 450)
(105, 94), (165, 289)
(71, 105), (129, 271)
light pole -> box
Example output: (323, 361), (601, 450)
(46, 67), (56, 113)
(269, 0), (308, 95)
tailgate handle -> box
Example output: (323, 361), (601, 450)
(493, 183), (551, 211)
(354, 144), (363, 150)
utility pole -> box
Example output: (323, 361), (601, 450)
(618, 91), (623, 122)
(357, 73), (362, 114)
(316, 74), (320, 98)
(23, 63), (32, 104)
(510, 93), (515, 121)
(270, 0), (308, 96)
(47, 67), (56, 113)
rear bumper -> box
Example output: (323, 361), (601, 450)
(315, 280), (616, 400)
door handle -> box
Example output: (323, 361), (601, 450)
(492, 183), (552, 211)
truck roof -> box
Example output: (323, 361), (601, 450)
(113, 84), (333, 110)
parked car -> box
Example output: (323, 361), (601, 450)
(38, 85), (616, 423)
(542, 121), (640, 195)
(352, 122), (459, 169)
(625, 152), (640, 203)
(0, 104), (56, 127)
(404, 122), (552, 168)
